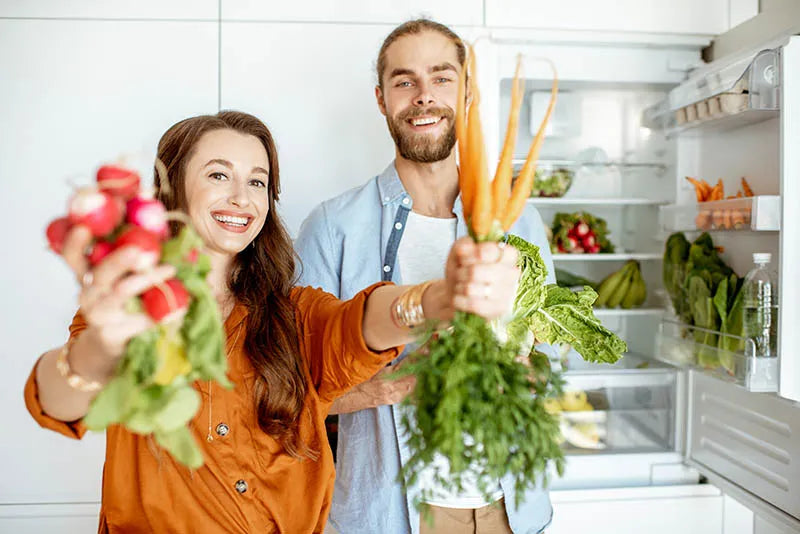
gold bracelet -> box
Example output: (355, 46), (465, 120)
(55, 340), (103, 393)
(392, 280), (435, 328)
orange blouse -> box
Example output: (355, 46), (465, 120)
(25, 283), (401, 533)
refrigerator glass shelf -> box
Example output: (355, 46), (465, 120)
(528, 198), (666, 206)
(553, 253), (662, 261)
(655, 319), (778, 392)
(659, 195), (781, 232)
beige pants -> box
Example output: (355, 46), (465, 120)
(419, 498), (514, 534)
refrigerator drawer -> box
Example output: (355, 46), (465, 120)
(687, 371), (800, 520)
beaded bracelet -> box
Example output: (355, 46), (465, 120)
(55, 340), (104, 393)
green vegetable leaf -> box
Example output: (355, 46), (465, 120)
(154, 426), (204, 470)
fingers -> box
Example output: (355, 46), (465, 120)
(453, 240), (518, 267)
(61, 225), (93, 281)
(105, 264), (176, 309)
(90, 246), (149, 292)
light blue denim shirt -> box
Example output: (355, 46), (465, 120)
(295, 161), (556, 534)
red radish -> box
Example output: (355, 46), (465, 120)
(567, 236), (579, 251)
(587, 244), (601, 254)
(46, 217), (72, 254)
(141, 279), (190, 323)
(557, 244), (566, 253)
(582, 234), (596, 248)
(574, 221), (590, 238)
(126, 196), (168, 239)
(114, 226), (162, 269)
(97, 165), (140, 200)
(68, 188), (122, 237)
(88, 241), (114, 266)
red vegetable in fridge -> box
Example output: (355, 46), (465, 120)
(68, 188), (122, 238)
(46, 217), (72, 254)
(114, 226), (162, 269)
(96, 164), (141, 200)
(141, 278), (190, 323)
(126, 196), (168, 239)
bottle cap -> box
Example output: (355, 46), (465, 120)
(753, 252), (772, 264)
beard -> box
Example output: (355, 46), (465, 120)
(386, 106), (456, 163)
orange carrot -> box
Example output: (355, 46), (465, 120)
(685, 176), (710, 202)
(501, 60), (558, 231)
(709, 179), (724, 201)
(492, 56), (524, 222)
(456, 48), (472, 219)
(741, 177), (754, 197)
(466, 47), (492, 239)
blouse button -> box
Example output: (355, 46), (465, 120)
(235, 480), (248, 494)
(394, 222), (403, 230)
(383, 265), (391, 273)
(215, 423), (230, 437)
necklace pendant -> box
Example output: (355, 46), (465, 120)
(207, 434), (214, 442)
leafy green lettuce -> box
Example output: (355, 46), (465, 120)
(506, 234), (626, 364)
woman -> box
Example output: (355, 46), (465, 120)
(25, 111), (520, 533)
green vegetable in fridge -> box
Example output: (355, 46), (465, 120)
(555, 268), (597, 289)
(530, 167), (574, 198)
(663, 232), (691, 322)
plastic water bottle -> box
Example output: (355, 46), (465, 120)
(742, 253), (779, 358)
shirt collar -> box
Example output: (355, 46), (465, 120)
(376, 160), (465, 215)
(376, 160), (411, 207)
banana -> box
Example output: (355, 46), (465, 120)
(621, 262), (645, 309)
(595, 264), (630, 307)
(607, 265), (634, 308)
(621, 274), (638, 309)
(633, 268), (647, 306)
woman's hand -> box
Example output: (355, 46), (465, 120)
(59, 225), (175, 381)
(443, 237), (520, 320)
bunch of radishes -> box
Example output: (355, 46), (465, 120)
(46, 165), (190, 323)
(550, 212), (615, 255)
(561, 220), (600, 254)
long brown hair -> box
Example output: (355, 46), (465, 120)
(154, 110), (315, 460)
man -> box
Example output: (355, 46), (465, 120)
(295, 19), (556, 534)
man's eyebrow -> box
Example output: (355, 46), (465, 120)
(430, 63), (457, 74)
(389, 67), (415, 79)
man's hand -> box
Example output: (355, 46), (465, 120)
(329, 362), (416, 415)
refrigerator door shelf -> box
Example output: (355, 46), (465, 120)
(642, 46), (781, 136)
(659, 195), (781, 233)
(687, 371), (800, 522)
(655, 319), (778, 393)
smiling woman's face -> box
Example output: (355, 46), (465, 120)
(183, 128), (271, 257)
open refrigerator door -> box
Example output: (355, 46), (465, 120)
(480, 31), (800, 532)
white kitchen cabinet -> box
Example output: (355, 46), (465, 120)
(221, 0), (483, 26)
(0, 18), (218, 506)
(0, 503), (101, 534)
(219, 22), (400, 235)
(485, 0), (734, 35)
(0, 0), (218, 20)
(549, 485), (725, 534)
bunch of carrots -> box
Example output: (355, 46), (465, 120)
(457, 47), (558, 241)
(685, 176), (754, 202)
(685, 176), (755, 230)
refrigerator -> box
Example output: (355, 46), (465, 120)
(473, 28), (800, 533)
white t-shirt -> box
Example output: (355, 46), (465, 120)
(397, 211), (504, 509)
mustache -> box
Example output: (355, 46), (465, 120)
(398, 106), (454, 122)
